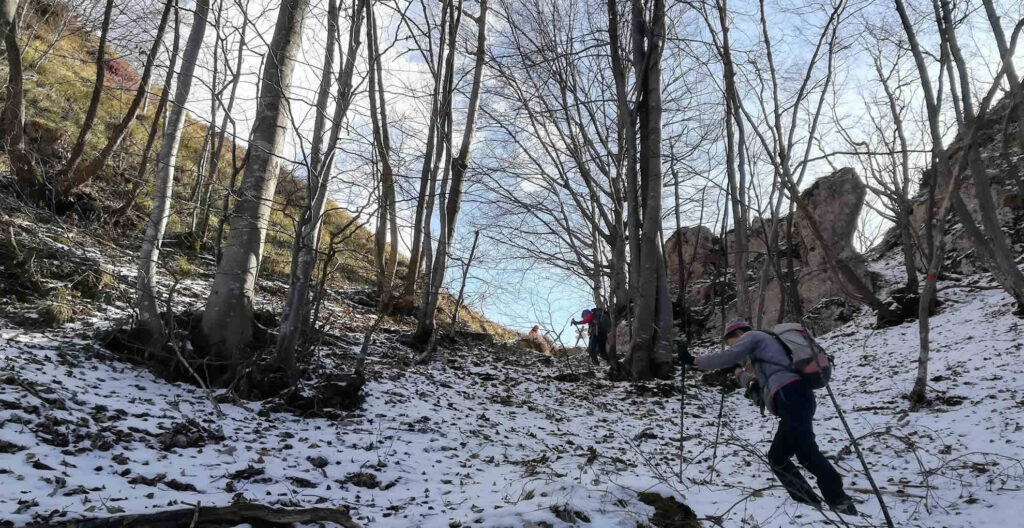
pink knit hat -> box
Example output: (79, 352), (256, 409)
(723, 318), (751, 339)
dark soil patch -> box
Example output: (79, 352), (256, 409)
(638, 492), (698, 528)
(937, 394), (967, 406)
(632, 381), (680, 398)
(228, 466), (265, 481)
(157, 419), (225, 451)
(101, 309), (365, 414)
(343, 471), (381, 489)
(699, 368), (740, 391)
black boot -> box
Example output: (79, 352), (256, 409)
(828, 495), (857, 515)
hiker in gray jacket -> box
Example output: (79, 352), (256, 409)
(678, 318), (857, 515)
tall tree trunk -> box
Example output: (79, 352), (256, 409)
(135, 0), (209, 347)
(717, 0), (750, 320)
(401, 2), (451, 301)
(413, 0), (487, 347)
(364, 0), (399, 311)
(627, 0), (672, 380)
(77, 0), (174, 190)
(277, 0), (363, 379)
(0, 0), (39, 186)
(202, 0), (310, 361)
(590, 201), (604, 306)
(56, 0), (115, 194)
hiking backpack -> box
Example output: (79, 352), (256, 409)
(769, 323), (833, 389)
(594, 308), (612, 334)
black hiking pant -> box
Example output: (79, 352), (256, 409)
(769, 381), (845, 506)
(588, 332), (607, 365)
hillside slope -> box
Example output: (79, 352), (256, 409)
(2, 221), (1023, 527)
(0, 4), (510, 339)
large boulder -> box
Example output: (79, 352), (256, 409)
(793, 168), (872, 302)
(664, 225), (720, 291)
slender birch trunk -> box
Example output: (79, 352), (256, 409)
(136, 0), (209, 347)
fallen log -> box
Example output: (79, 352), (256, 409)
(37, 502), (361, 528)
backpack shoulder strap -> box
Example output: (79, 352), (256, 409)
(763, 331), (794, 361)
(746, 332), (798, 375)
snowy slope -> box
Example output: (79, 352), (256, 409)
(2, 278), (1024, 527)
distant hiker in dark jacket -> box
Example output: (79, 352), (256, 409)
(679, 318), (857, 515)
(572, 308), (610, 365)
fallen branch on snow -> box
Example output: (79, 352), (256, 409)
(39, 502), (361, 528)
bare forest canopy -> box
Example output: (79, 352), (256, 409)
(0, 0), (1022, 397)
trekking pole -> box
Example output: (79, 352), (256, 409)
(709, 387), (726, 482)
(824, 383), (894, 528)
(802, 325), (894, 528)
(678, 343), (687, 482)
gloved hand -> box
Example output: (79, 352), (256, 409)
(570, 319), (579, 326)
(677, 343), (695, 366)
(745, 380), (766, 415)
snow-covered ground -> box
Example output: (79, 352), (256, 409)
(3, 274), (1024, 527)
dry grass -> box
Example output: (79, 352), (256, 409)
(5, 2), (513, 340)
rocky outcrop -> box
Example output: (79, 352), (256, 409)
(881, 96), (1024, 275)
(664, 225), (720, 293)
(666, 168), (874, 333)
(787, 168), (873, 316)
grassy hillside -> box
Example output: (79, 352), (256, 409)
(1, 2), (512, 339)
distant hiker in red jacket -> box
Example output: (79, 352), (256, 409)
(678, 318), (857, 515)
(572, 308), (610, 366)
(529, 325), (540, 336)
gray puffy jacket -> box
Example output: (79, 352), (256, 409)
(694, 330), (801, 414)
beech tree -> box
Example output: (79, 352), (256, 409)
(364, 0), (400, 311)
(202, 0), (311, 364)
(413, 0), (489, 349)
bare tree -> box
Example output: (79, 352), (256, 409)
(135, 0), (209, 347)
(0, 0), (39, 185)
(55, 0), (115, 195)
(892, 0), (1024, 404)
(364, 0), (400, 311)
(413, 0), (489, 349)
(609, 0), (674, 379)
(277, 0), (365, 380)
(202, 0), (311, 363)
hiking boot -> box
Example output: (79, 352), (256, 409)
(792, 494), (822, 508)
(829, 497), (857, 515)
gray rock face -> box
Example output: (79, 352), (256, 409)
(787, 167), (872, 318)
(891, 97), (1024, 275)
(664, 225), (720, 292)
(665, 168), (874, 333)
